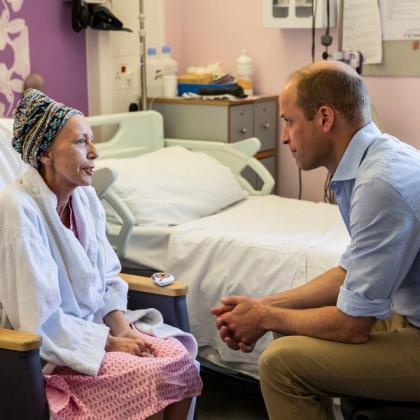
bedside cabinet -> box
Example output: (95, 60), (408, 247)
(150, 95), (279, 191)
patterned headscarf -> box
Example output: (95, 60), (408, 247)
(12, 89), (83, 168)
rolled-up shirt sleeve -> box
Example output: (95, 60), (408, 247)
(337, 178), (420, 319)
(339, 244), (351, 271)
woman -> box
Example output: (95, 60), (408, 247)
(0, 89), (201, 419)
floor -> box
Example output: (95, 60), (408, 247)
(195, 365), (345, 420)
(196, 366), (268, 420)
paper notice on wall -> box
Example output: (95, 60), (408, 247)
(379, 0), (420, 40)
(343, 0), (383, 64)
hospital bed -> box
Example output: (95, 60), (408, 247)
(91, 111), (420, 419)
(88, 110), (351, 380)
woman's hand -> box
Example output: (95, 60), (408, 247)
(105, 332), (152, 357)
(103, 310), (153, 356)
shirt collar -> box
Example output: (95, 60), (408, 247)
(331, 121), (381, 183)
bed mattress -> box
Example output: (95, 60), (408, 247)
(108, 194), (349, 378)
(165, 195), (350, 378)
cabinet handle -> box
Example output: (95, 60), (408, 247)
(240, 128), (247, 134)
(262, 123), (270, 129)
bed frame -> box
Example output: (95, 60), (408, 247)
(89, 110), (274, 195)
(89, 110), (275, 259)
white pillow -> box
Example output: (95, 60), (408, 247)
(97, 146), (247, 226)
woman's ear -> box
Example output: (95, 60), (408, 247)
(318, 105), (334, 132)
(39, 151), (52, 166)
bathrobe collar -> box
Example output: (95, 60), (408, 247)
(21, 167), (104, 317)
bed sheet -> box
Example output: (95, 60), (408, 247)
(165, 195), (350, 378)
(107, 223), (173, 271)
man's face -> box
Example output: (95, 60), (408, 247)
(280, 83), (331, 171)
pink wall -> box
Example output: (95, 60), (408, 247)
(165, 0), (420, 202)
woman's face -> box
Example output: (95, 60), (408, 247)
(40, 114), (97, 192)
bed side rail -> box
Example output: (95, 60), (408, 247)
(165, 137), (275, 195)
(88, 111), (165, 159)
(92, 167), (134, 258)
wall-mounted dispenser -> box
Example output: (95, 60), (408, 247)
(68, 0), (132, 33)
(262, 0), (336, 29)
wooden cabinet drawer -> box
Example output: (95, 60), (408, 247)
(254, 100), (277, 150)
(229, 104), (254, 142)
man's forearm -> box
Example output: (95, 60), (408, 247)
(259, 266), (346, 309)
(261, 305), (375, 344)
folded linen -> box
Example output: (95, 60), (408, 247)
(125, 308), (198, 359)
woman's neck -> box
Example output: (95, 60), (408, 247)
(39, 169), (73, 226)
(56, 196), (71, 227)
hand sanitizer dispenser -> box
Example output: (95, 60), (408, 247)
(262, 0), (336, 29)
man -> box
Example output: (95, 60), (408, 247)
(211, 61), (420, 420)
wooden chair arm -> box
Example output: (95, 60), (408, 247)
(120, 273), (188, 297)
(0, 328), (41, 352)
(0, 276), (187, 353)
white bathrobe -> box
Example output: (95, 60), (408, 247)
(0, 167), (128, 376)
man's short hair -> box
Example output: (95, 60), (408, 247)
(289, 63), (371, 125)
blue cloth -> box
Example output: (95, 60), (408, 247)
(330, 122), (420, 326)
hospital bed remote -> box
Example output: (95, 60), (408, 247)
(151, 272), (176, 287)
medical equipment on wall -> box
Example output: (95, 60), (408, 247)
(262, 0), (336, 29)
(70, 0), (131, 32)
(332, 50), (363, 74)
(315, 0), (363, 74)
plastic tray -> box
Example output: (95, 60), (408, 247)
(177, 83), (236, 95)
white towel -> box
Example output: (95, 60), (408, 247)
(125, 308), (198, 359)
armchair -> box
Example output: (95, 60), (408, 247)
(0, 120), (195, 419)
(0, 274), (190, 420)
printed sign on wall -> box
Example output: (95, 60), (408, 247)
(0, 0), (30, 117)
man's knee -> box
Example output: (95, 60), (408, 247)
(259, 336), (308, 384)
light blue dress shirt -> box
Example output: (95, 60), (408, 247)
(331, 122), (420, 326)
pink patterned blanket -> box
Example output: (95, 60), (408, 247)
(44, 333), (202, 419)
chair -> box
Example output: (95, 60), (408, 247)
(0, 274), (191, 420)
(341, 397), (420, 420)
(0, 120), (195, 419)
